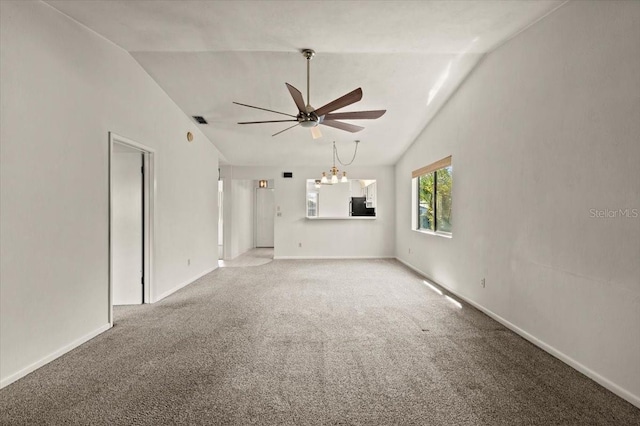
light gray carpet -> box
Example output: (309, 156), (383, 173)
(1, 259), (639, 425)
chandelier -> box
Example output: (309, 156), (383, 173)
(320, 140), (360, 184)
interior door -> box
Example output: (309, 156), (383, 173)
(112, 146), (143, 305)
(255, 188), (275, 248)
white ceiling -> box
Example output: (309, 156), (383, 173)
(47, 0), (565, 166)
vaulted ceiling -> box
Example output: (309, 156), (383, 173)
(46, 0), (565, 166)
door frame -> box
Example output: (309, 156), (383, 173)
(108, 132), (156, 325)
(218, 179), (224, 260)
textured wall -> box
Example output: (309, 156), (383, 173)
(395, 1), (640, 405)
(0, 1), (219, 385)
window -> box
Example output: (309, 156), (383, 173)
(307, 192), (318, 217)
(412, 156), (452, 235)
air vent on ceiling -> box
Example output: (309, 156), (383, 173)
(192, 116), (208, 124)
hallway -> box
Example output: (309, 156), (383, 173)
(218, 248), (274, 268)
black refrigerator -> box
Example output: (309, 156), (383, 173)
(350, 197), (375, 216)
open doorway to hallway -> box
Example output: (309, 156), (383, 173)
(218, 179), (224, 260)
(217, 174), (276, 263)
(108, 132), (155, 325)
(218, 248), (273, 267)
(255, 186), (275, 249)
(111, 143), (143, 305)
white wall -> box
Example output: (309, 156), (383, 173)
(231, 179), (255, 258)
(394, 1), (640, 406)
(318, 183), (351, 217)
(226, 165), (395, 259)
(0, 1), (219, 387)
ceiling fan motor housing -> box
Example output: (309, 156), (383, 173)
(299, 111), (321, 127)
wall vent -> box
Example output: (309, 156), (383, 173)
(192, 116), (208, 124)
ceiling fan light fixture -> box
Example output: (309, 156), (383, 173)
(311, 126), (322, 139)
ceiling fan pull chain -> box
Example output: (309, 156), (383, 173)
(335, 140), (360, 166)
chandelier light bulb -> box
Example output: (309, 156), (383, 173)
(321, 172), (328, 184)
(341, 171), (348, 183)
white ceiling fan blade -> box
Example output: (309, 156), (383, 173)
(311, 126), (322, 139)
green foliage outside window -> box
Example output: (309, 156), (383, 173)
(418, 173), (435, 231)
(418, 166), (452, 233)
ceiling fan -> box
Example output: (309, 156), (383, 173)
(233, 49), (386, 138)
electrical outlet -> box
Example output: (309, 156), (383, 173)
(481, 278), (485, 288)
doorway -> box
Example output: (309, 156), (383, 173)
(255, 187), (275, 248)
(108, 132), (155, 325)
(111, 144), (143, 305)
(218, 180), (224, 259)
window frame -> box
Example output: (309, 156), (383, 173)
(412, 156), (452, 238)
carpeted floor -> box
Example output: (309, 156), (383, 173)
(1, 259), (639, 425)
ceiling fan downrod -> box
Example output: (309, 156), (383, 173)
(302, 49), (315, 111)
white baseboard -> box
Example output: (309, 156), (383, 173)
(396, 257), (640, 409)
(274, 256), (395, 260)
(152, 265), (217, 303)
(0, 323), (112, 389)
